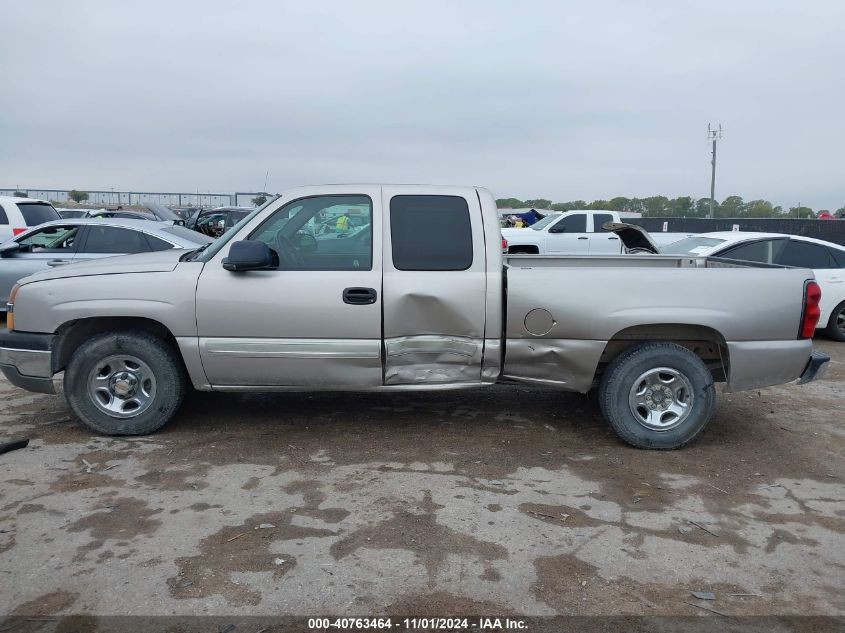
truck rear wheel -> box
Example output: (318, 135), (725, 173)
(64, 331), (186, 436)
(599, 342), (715, 449)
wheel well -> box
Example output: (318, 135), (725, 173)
(596, 324), (729, 384)
(52, 317), (180, 373)
(508, 245), (539, 254)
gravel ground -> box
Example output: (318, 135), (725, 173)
(0, 339), (843, 618)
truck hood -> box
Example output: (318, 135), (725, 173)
(602, 222), (660, 254)
(19, 248), (192, 285)
(501, 227), (541, 242)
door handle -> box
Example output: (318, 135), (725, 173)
(343, 287), (378, 305)
(577, 237), (589, 240)
(608, 237), (619, 240)
(47, 259), (69, 267)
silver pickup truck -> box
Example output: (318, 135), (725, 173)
(0, 185), (829, 449)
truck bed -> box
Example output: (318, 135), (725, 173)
(501, 253), (814, 393)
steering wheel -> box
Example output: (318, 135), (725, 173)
(295, 231), (318, 254)
(274, 232), (305, 268)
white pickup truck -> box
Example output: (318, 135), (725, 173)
(502, 210), (689, 255)
(0, 185), (829, 449)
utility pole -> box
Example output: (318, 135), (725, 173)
(707, 123), (722, 219)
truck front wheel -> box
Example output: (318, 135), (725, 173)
(64, 331), (186, 435)
(599, 342), (715, 449)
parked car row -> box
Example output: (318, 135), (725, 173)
(0, 219), (211, 308)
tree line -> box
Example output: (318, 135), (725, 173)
(496, 196), (845, 219)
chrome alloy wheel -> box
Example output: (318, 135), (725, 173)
(628, 367), (694, 431)
(87, 354), (157, 419)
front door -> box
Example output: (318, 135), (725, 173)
(381, 187), (489, 385)
(544, 212), (590, 254)
(2, 225), (81, 294)
(195, 189), (383, 387)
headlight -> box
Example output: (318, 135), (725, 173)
(6, 284), (19, 331)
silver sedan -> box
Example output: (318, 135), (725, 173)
(0, 218), (212, 309)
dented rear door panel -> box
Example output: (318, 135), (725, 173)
(381, 186), (490, 386)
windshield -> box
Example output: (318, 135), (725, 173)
(660, 236), (727, 255)
(188, 195), (278, 261)
(530, 214), (561, 230)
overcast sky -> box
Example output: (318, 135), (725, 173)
(2, 1), (844, 209)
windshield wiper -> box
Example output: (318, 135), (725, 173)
(181, 242), (211, 261)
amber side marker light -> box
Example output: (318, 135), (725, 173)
(6, 284), (19, 331)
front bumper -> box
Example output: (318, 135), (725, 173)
(0, 329), (55, 394)
(797, 350), (830, 385)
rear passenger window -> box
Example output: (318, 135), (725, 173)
(0, 204), (8, 224)
(82, 226), (150, 254)
(144, 234), (173, 251)
(777, 240), (834, 268)
(592, 213), (614, 232)
(718, 240), (776, 264)
(390, 195), (473, 271)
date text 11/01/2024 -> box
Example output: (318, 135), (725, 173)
(307, 617), (528, 630)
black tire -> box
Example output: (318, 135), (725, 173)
(599, 342), (715, 450)
(64, 331), (186, 435)
(825, 301), (845, 342)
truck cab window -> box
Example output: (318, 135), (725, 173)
(550, 214), (586, 233)
(250, 195), (372, 270)
(390, 195), (473, 271)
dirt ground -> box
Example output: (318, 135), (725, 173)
(0, 339), (843, 618)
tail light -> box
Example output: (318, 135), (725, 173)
(12, 228), (26, 236)
(799, 280), (822, 339)
(501, 238), (508, 253)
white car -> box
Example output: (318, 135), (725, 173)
(502, 210), (690, 255)
(0, 196), (61, 242)
(662, 232), (845, 341)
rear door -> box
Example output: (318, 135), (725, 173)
(0, 224), (81, 302)
(381, 187), (488, 385)
(544, 212), (589, 253)
(587, 213), (622, 254)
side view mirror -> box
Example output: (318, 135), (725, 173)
(0, 242), (21, 257)
(222, 240), (279, 272)
(548, 225), (565, 234)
